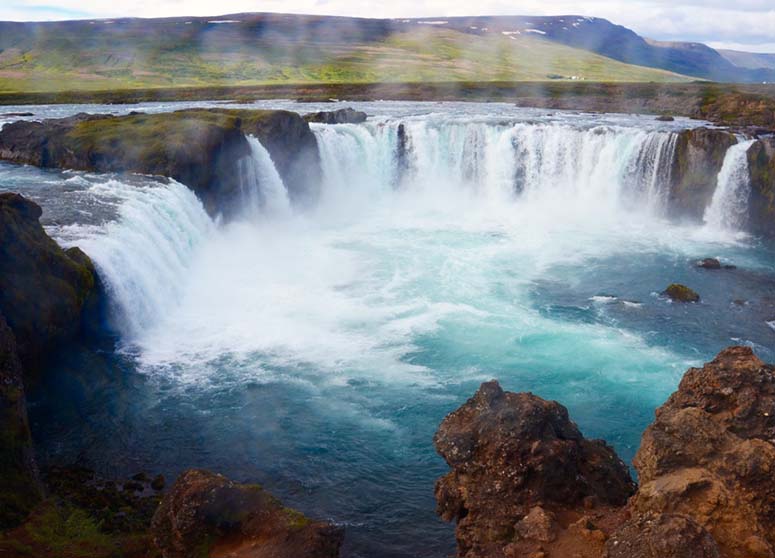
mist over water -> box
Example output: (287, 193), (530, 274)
(4, 101), (775, 558)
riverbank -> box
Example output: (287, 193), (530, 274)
(2, 82), (775, 130)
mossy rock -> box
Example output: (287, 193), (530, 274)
(663, 283), (700, 303)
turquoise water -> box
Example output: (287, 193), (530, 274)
(1, 101), (773, 557)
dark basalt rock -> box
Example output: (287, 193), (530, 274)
(304, 107), (367, 124)
(434, 380), (635, 558)
(697, 257), (722, 269)
(0, 193), (101, 372)
(668, 128), (737, 222)
(656, 115), (675, 122)
(150, 469), (343, 558)
(747, 137), (775, 238)
(0, 314), (43, 528)
(663, 283), (700, 302)
(631, 347), (775, 558)
(0, 112), (34, 118)
(0, 109), (321, 216)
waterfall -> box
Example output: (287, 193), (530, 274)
(704, 139), (756, 231)
(312, 120), (678, 215)
(75, 179), (215, 342)
(237, 135), (292, 217)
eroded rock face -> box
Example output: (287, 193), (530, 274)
(434, 380), (635, 557)
(150, 469), (343, 558)
(631, 346), (775, 558)
(668, 128), (737, 221)
(747, 137), (775, 238)
(0, 193), (100, 371)
(0, 314), (42, 528)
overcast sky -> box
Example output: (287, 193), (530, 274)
(3, 0), (775, 53)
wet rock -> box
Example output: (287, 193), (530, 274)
(0, 112), (34, 117)
(668, 129), (737, 222)
(631, 347), (775, 558)
(0, 314), (42, 528)
(747, 137), (775, 238)
(604, 513), (721, 558)
(151, 474), (165, 491)
(663, 283), (700, 302)
(697, 257), (722, 269)
(656, 115), (675, 122)
(434, 380), (635, 557)
(0, 193), (101, 372)
(150, 469), (343, 558)
(304, 107), (367, 124)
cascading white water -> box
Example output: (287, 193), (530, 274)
(312, 120), (679, 216)
(237, 135), (292, 217)
(74, 179), (215, 341)
(704, 139), (756, 231)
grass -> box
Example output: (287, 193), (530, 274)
(0, 25), (691, 94)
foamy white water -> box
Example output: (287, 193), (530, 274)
(704, 139), (756, 231)
(238, 135), (292, 217)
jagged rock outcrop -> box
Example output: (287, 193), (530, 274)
(668, 128), (737, 221)
(150, 469), (343, 558)
(0, 314), (43, 528)
(0, 109), (320, 215)
(304, 108), (367, 124)
(627, 347), (775, 558)
(437, 348), (775, 558)
(747, 137), (775, 238)
(434, 380), (635, 558)
(0, 193), (101, 372)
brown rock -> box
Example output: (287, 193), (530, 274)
(150, 469), (343, 558)
(604, 513), (720, 558)
(515, 507), (557, 543)
(663, 283), (700, 303)
(434, 380), (635, 557)
(631, 347), (775, 558)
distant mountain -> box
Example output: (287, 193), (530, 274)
(429, 16), (775, 83)
(0, 12), (771, 93)
(719, 50), (775, 71)
(0, 13), (691, 92)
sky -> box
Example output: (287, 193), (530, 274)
(2, 0), (775, 53)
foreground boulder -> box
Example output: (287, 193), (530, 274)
(0, 109), (320, 215)
(629, 347), (775, 558)
(150, 469), (343, 558)
(0, 193), (100, 371)
(434, 381), (635, 558)
(437, 347), (775, 558)
(0, 314), (43, 528)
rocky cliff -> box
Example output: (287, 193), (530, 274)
(0, 109), (321, 215)
(747, 137), (775, 237)
(668, 128), (738, 222)
(0, 193), (101, 372)
(436, 347), (775, 558)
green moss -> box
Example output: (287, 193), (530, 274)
(25, 503), (113, 557)
(283, 507), (311, 530)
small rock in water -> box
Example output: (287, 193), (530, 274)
(663, 284), (700, 303)
(656, 115), (675, 122)
(151, 474), (165, 491)
(697, 258), (722, 269)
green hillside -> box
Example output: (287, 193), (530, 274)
(0, 19), (692, 93)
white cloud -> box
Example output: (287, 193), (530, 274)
(3, 0), (774, 53)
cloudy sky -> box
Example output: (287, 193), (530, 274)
(3, 0), (775, 53)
